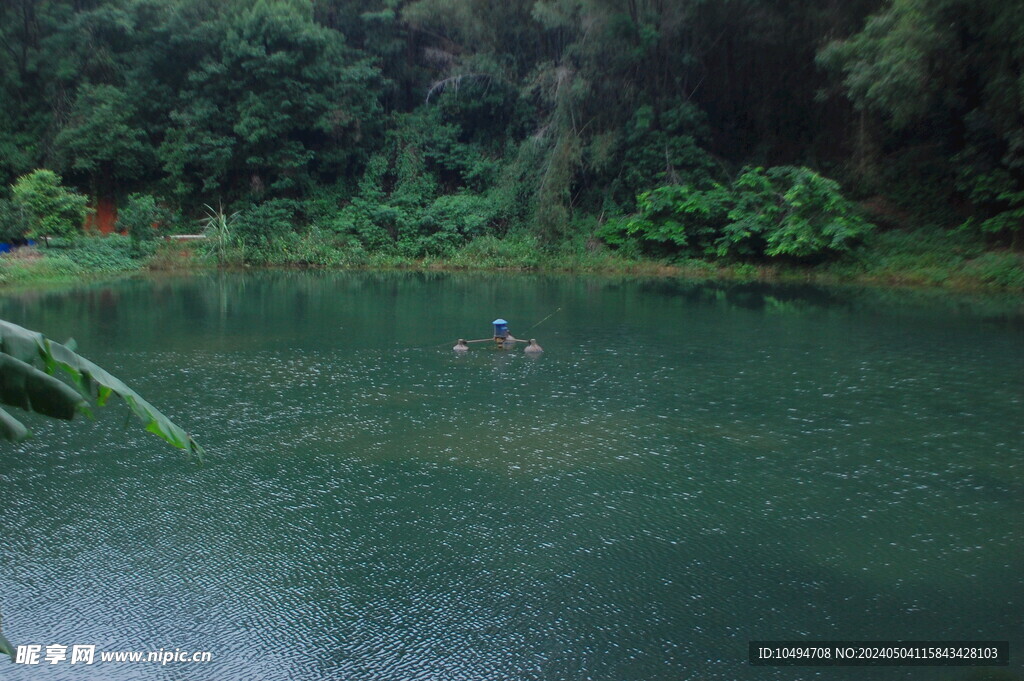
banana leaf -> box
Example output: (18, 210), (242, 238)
(0, 320), (203, 459)
(0, 353), (88, 420)
(0, 607), (13, 659)
(0, 406), (30, 442)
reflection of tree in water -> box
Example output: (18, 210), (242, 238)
(1, 274), (1021, 350)
(632, 277), (1023, 325)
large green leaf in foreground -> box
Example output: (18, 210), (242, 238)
(0, 319), (203, 458)
(0, 606), (14, 658)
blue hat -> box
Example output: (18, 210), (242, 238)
(492, 319), (507, 324)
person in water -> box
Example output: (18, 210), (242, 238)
(524, 339), (543, 353)
(494, 322), (518, 349)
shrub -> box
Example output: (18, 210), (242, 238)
(11, 169), (90, 241)
(329, 199), (397, 253)
(55, 234), (138, 272)
(626, 183), (727, 255)
(964, 251), (1024, 288)
(450, 233), (541, 269)
(118, 193), (173, 244)
(624, 166), (874, 260)
(409, 193), (495, 257)
(232, 199), (300, 248)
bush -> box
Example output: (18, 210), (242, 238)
(593, 215), (642, 258)
(329, 199), (397, 253)
(232, 199), (299, 248)
(626, 184), (727, 255)
(118, 193), (174, 244)
(54, 234), (138, 272)
(245, 229), (331, 266)
(330, 190), (500, 258)
(11, 169), (90, 240)
(408, 193), (495, 257)
(450, 233), (542, 269)
(954, 163), (1024, 248)
(624, 166), (874, 260)
(963, 251), (1024, 288)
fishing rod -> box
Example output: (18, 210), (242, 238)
(526, 307), (561, 332)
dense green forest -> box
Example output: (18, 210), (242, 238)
(0, 0), (1022, 284)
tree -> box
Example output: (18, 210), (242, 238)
(819, 0), (1024, 245)
(53, 84), (154, 196)
(157, 0), (384, 203)
(10, 170), (90, 242)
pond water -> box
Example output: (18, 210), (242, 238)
(0, 272), (1021, 680)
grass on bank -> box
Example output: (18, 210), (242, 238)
(0, 236), (143, 285)
(1, 229), (1021, 291)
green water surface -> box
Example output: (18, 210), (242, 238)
(1, 272), (1021, 680)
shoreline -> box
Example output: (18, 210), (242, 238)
(1, 231), (1022, 296)
(2, 251), (1022, 298)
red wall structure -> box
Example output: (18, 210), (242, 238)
(84, 196), (118, 234)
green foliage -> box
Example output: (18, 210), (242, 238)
(593, 215), (641, 256)
(820, 0), (1024, 237)
(326, 108), (509, 257)
(11, 170), (90, 240)
(0, 318), (203, 457)
(0, 198), (29, 242)
(54, 235), (139, 272)
(243, 227), (367, 267)
(449, 233), (542, 269)
(118, 193), (174, 246)
(817, 0), (946, 129)
(0, 235), (148, 287)
(0, 615), (11, 658)
(199, 203), (242, 266)
(54, 84), (153, 188)
(156, 0), (383, 202)
(954, 160), (1024, 245)
(330, 199), (398, 253)
(625, 167), (874, 260)
(609, 104), (719, 210)
(624, 184), (727, 254)
(410, 193), (494, 256)
(823, 226), (1024, 288)
(757, 167), (874, 258)
(0, 0), (1018, 280)
(232, 199), (298, 248)
(963, 252), (1024, 288)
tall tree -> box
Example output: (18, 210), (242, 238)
(157, 0), (384, 203)
(820, 0), (1024, 244)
